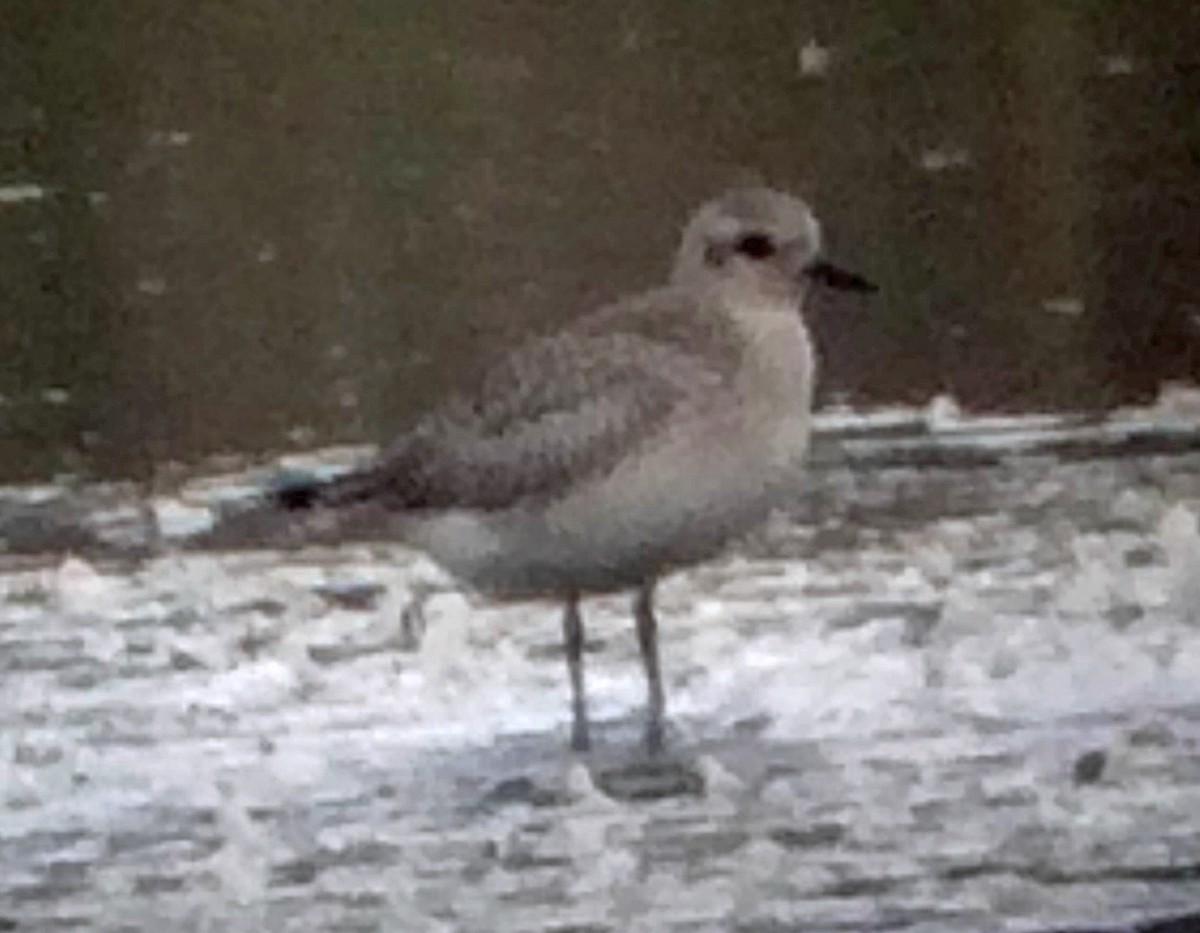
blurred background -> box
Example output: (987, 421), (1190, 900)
(4, 0), (1199, 483)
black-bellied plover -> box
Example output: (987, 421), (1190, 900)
(214, 188), (875, 752)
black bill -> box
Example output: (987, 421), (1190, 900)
(805, 259), (878, 293)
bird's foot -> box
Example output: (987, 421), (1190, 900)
(570, 718), (591, 753)
(643, 718), (665, 757)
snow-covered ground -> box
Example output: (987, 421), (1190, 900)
(3, 401), (1200, 932)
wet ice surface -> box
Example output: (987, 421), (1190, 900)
(4, 447), (1200, 930)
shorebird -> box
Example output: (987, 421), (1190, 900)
(218, 187), (875, 752)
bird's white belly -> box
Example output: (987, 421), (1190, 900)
(409, 404), (808, 599)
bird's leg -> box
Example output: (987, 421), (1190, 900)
(634, 580), (666, 754)
(562, 594), (590, 752)
(398, 581), (430, 652)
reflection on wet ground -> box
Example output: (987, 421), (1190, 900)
(3, 440), (1200, 931)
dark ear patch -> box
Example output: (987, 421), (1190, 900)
(274, 479), (322, 510)
(704, 241), (728, 267)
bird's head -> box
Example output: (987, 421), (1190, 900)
(671, 187), (876, 305)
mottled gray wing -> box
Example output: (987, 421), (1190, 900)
(314, 296), (739, 512)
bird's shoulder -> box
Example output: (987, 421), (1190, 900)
(572, 285), (746, 372)
(421, 285), (741, 438)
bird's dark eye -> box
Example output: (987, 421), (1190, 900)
(735, 233), (776, 259)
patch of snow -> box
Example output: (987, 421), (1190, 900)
(1158, 503), (1200, 624)
(5, 402), (1200, 928)
(797, 39), (831, 77)
(153, 497), (216, 539)
(0, 183), (45, 204)
(920, 147), (972, 171)
(50, 556), (124, 616)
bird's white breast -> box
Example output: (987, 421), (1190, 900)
(727, 298), (816, 471)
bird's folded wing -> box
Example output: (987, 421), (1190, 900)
(319, 326), (730, 513)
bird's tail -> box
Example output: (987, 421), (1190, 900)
(184, 468), (397, 554)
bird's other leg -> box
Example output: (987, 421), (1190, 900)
(634, 580), (665, 754)
(562, 593), (589, 752)
(398, 581), (431, 652)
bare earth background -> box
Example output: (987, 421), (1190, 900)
(3, 401), (1200, 932)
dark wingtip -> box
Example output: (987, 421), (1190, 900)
(273, 477), (323, 510)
